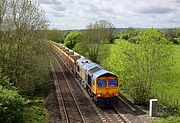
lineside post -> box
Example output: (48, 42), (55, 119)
(149, 99), (158, 117)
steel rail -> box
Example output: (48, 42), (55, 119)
(113, 107), (129, 123)
(51, 63), (69, 123)
(53, 54), (86, 123)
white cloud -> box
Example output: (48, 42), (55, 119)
(38, 0), (180, 29)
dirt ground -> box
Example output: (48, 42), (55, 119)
(44, 72), (61, 123)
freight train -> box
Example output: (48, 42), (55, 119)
(51, 42), (120, 104)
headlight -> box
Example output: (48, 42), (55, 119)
(97, 93), (102, 97)
(114, 92), (119, 96)
(115, 93), (119, 96)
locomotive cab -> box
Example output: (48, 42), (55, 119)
(96, 76), (119, 98)
(92, 70), (120, 103)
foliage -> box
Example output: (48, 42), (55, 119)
(0, 69), (48, 123)
(0, 0), (50, 95)
(152, 45), (180, 112)
(166, 28), (180, 44)
(25, 104), (48, 123)
(152, 116), (180, 123)
(0, 88), (27, 123)
(46, 30), (67, 43)
(102, 29), (175, 105)
(0, 88), (48, 123)
(100, 41), (127, 90)
(115, 28), (141, 41)
(122, 29), (175, 104)
(74, 20), (112, 63)
(94, 20), (115, 43)
(0, 69), (10, 88)
(64, 31), (84, 49)
(0, 0), (49, 122)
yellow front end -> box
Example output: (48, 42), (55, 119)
(94, 76), (120, 98)
(96, 87), (119, 98)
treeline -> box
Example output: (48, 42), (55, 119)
(47, 20), (115, 63)
(116, 27), (180, 44)
(0, 0), (50, 122)
(47, 26), (179, 67)
(46, 30), (69, 43)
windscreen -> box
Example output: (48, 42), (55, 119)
(97, 80), (106, 87)
(108, 79), (118, 87)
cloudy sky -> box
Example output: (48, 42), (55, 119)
(38, 0), (180, 30)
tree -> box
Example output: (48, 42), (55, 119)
(45, 30), (67, 43)
(166, 28), (180, 44)
(96, 20), (115, 43)
(0, 0), (50, 94)
(74, 20), (112, 63)
(0, 69), (27, 123)
(104, 29), (175, 104)
(64, 30), (84, 49)
(124, 29), (175, 104)
(115, 28), (141, 41)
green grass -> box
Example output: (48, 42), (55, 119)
(174, 45), (180, 82)
(26, 97), (48, 123)
(152, 116), (180, 123)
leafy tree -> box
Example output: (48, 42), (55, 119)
(74, 20), (111, 63)
(166, 28), (180, 44)
(96, 20), (115, 43)
(46, 30), (67, 43)
(0, 0), (49, 122)
(115, 28), (141, 41)
(0, 0), (50, 95)
(64, 31), (84, 49)
(124, 29), (175, 104)
(103, 29), (175, 104)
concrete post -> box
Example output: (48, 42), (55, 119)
(149, 99), (158, 117)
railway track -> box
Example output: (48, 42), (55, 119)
(51, 55), (85, 123)
(52, 51), (103, 123)
(97, 105), (129, 123)
(52, 50), (131, 123)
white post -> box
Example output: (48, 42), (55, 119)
(149, 99), (158, 117)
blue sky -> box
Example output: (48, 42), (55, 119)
(38, 0), (180, 30)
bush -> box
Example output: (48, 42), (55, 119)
(25, 106), (48, 123)
(64, 31), (83, 49)
(46, 30), (67, 43)
(0, 69), (10, 88)
(0, 88), (27, 123)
